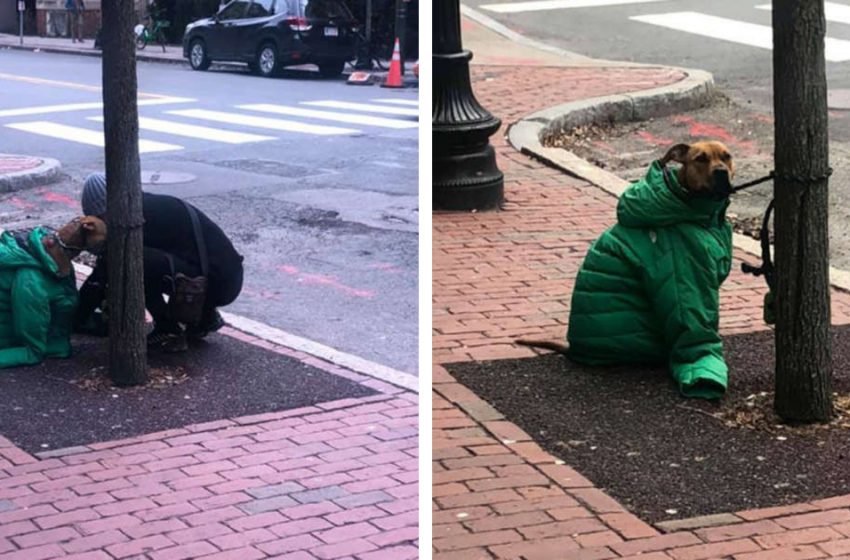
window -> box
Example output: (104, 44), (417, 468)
(218, 0), (251, 20)
(299, 0), (352, 19)
(246, 0), (275, 18)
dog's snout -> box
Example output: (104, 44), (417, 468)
(712, 167), (729, 180)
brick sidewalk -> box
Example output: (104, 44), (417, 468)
(0, 325), (418, 559)
(433, 63), (850, 559)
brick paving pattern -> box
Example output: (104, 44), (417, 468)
(433, 63), (850, 559)
(0, 305), (418, 559)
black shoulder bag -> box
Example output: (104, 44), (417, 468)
(168, 202), (208, 325)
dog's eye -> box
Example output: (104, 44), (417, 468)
(721, 153), (732, 161)
(695, 153), (709, 163)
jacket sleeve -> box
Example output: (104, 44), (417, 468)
(0, 269), (50, 368)
(643, 236), (728, 399)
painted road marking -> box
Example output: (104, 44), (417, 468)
(630, 11), (850, 62)
(89, 116), (276, 144)
(372, 99), (419, 107)
(479, 0), (667, 14)
(238, 104), (418, 129)
(166, 109), (359, 135)
(5, 121), (182, 153)
(302, 100), (419, 117)
(756, 2), (850, 25)
(0, 97), (195, 118)
(0, 72), (185, 99)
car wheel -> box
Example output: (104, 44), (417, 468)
(256, 43), (280, 78)
(318, 59), (346, 78)
(189, 38), (211, 71)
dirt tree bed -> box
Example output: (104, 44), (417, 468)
(446, 326), (850, 523)
(0, 333), (375, 454)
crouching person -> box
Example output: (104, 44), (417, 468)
(77, 173), (245, 353)
(0, 217), (105, 368)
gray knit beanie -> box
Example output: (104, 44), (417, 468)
(82, 172), (107, 217)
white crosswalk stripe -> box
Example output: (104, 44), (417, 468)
(0, 98), (193, 119)
(2, 97), (418, 151)
(89, 116), (276, 144)
(166, 108), (359, 135)
(302, 100), (419, 117)
(630, 11), (850, 62)
(480, 0), (666, 14)
(5, 121), (182, 153)
(372, 99), (419, 107)
(239, 104), (418, 129)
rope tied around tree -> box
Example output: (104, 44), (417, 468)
(736, 166), (832, 324)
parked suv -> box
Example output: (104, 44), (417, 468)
(182, 0), (358, 78)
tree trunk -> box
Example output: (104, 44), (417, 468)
(772, 0), (832, 422)
(102, 0), (148, 386)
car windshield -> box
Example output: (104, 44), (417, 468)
(298, 0), (353, 19)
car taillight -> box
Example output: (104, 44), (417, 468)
(285, 17), (312, 31)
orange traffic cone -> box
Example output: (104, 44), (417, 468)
(381, 38), (403, 88)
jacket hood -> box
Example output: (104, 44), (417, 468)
(617, 160), (729, 228)
(0, 227), (62, 277)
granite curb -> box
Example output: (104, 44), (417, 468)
(0, 154), (62, 192)
(505, 70), (850, 296)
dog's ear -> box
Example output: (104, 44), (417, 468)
(80, 216), (97, 231)
(661, 143), (691, 165)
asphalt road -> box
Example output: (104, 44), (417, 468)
(465, 0), (850, 140)
(0, 49), (419, 375)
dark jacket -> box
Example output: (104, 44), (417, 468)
(78, 193), (243, 322)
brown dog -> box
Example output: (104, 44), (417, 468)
(516, 140), (735, 354)
(661, 141), (735, 195)
(43, 216), (108, 277)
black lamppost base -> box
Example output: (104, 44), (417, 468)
(433, 47), (504, 212)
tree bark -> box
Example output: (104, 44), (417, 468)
(101, 0), (148, 386)
(772, 0), (832, 422)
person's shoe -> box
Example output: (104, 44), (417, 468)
(147, 328), (188, 353)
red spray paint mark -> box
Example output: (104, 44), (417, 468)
(591, 140), (617, 154)
(277, 265), (375, 299)
(242, 287), (283, 302)
(7, 197), (36, 210)
(41, 191), (78, 208)
(753, 113), (774, 124)
(687, 122), (735, 143)
(368, 262), (404, 274)
(636, 131), (673, 145)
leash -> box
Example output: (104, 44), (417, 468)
(736, 167), (832, 324)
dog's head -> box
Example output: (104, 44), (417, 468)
(661, 141), (735, 199)
(42, 216), (108, 277)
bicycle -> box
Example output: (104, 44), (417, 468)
(348, 30), (391, 72)
(134, 9), (169, 52)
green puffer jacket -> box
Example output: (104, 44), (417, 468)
(566, 161), (733, 399)
(0, 228), (78, 369)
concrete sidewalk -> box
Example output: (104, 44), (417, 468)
(0, 32), (184, 64)
(0, 32), (418, 85)
(433, 12), (850, 560)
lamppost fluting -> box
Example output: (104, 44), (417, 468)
(432, 0), (503, 211)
